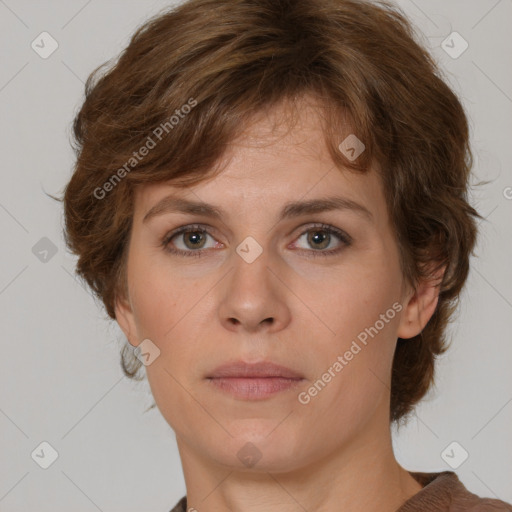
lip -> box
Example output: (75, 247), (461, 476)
(206, 361), (305, 400)
(207, 361), (304, 379)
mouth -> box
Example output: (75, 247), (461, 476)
(206, 361), (305, 400)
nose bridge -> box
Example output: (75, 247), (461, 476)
(230, 234), (274, 297)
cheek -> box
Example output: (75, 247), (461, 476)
(292, 257), (401, 345)
(291, 257), (401, 407)
(127, 253), (189, 341)
(295, 305), (399, 437)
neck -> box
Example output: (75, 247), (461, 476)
(175, 414), (423, 512)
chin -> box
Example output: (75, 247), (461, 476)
(205, 426), (308, 473)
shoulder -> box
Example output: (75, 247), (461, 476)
(398, 471), (512, 511)
(169, 495), (187, 512)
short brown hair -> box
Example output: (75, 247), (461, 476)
(58, 0), (483, 424)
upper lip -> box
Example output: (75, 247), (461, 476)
(207, 361), (304, 379)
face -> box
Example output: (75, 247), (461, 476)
(115, 98), (438, 473)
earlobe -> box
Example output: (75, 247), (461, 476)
(114, 294), (138, 347)
(397, 265), (446, 340)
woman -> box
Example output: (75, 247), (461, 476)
(60, 0), (512, 510)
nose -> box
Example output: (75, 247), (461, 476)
(217, 245), (292, 334)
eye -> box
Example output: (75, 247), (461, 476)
(292, 223), (352, 257)
(162, 224), (222, 257)
(161, 223), (352, 258)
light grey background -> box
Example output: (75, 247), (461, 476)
(0, 0), (511, 511)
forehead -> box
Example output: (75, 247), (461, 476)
(133, 99), (387, 224)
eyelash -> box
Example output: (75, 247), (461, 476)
(161, 223), (352, 259)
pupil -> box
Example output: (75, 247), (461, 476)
(187, 232), (204, 248)
(310, 230), (329, 249)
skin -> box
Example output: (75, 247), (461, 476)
(115, 97), (443, 512)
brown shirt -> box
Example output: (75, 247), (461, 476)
(169, 471), (512, 511)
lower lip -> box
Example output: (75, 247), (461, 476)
(206, 377), (304, 400)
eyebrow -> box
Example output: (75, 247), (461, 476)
(142, 194), (374, 224)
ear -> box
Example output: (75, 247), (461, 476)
(397, 264), (446, 340)
(114, 293), (139, 347)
